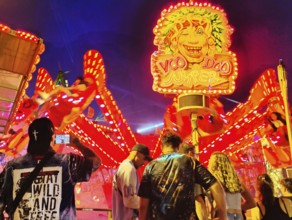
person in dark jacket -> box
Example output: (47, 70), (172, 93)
(0, 117), (101, 220)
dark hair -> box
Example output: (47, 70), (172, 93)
(268, 112), (286, 131)
(257, 173), (275, 208)
(281, 178), (292, 193)
(79, 80), (89, 87)
(27, 117), (55, 155)
(161, 132), (182, 149)
(75, 76), (84, 81)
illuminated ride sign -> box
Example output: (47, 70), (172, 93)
(151, 2), (238, 95)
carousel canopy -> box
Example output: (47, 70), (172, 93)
(0, 24), (44, 136)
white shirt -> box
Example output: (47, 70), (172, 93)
(112, 159), (139, 220)
(226, 192), (241, 210)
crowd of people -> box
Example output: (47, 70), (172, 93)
(111, 131), (292, 220)
(0, 117), (291, 220)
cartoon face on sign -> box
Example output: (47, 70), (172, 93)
(169, 15), (215, 64)
(151, 2), (238, 95)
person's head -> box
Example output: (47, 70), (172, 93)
(161, 131), (182, 151)
(73, 76), (84, 86)
(256, 173), (274, 207)
(129, 144), (152, 169)
(280, 178), (292, 196)
(270, 112), (282, 121)
(269, 111), (286, 123)
(208, 152), (242, 193)
(8, 129), (16, 135)
(268, 112), (286, 131)
(27, 117), (55, 155)
(179, 142), (195, 159)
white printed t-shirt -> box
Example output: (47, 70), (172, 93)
(0, 152), (94, 220)
(112, 159), (139, 220)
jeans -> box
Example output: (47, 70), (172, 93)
(227, 212), (242, 220)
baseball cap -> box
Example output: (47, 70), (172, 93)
(27, 117), (55, 155)
(132, 144), (152, 161)
(28, 117), (54, 147)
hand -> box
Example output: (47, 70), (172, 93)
(69, 134), (80, 146)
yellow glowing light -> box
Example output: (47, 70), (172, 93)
(151, 3), (238, 96)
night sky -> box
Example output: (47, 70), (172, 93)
(1, 0), (292, 132)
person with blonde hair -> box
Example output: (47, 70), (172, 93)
(208, 152), (256, 220)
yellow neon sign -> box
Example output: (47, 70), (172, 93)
(151, 2), (238, 95)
